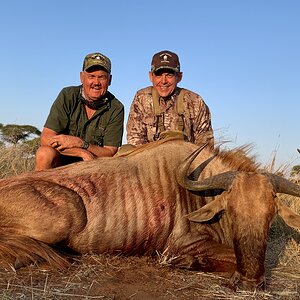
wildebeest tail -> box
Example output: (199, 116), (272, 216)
(0, 232), (70, 270)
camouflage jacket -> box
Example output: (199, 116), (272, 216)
(126, 86), (214, 146)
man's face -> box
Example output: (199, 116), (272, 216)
(149, 69), (182, 98)
(80, 69), (111, 101)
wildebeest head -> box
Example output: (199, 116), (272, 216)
(176, 144), (300, 291)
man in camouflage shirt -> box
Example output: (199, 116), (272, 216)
(126, 50), (213, 146)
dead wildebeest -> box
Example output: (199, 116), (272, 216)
(0, 138), (299, 291)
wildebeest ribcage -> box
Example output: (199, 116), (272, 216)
(0, 138), (299, 291)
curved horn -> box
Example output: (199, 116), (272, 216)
(266, 173), (300, 197)
(176, 144), (239, 191)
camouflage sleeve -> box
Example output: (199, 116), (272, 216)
(193, 97), (214, 146)
(126, 92), (149, 146)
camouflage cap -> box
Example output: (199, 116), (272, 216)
(151, 50), (180, 73)
(82, 52), (111, 73)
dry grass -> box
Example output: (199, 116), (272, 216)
(0, 247), (298, 299)
(0, 145), (35, 178)
(0, 147), (299, 299)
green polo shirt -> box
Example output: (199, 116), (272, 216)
(44, 86), (124, 147)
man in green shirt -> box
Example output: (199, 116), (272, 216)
(35, 52), (124, 171)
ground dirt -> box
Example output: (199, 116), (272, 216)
(0, 253), (299, 300)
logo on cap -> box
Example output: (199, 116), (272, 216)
(161, 53), (170, 63)
(151, 50), (180, 73)
(83, 52), (111, 73)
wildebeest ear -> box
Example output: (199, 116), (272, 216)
(275, 198), (300, 230)
(185, 197), (226, 222)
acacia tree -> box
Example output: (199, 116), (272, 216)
(291, 165), (300, 176)
(0, 124), (4, 148)
(0, 124), (41, 145)
(0, 124), (41, 176)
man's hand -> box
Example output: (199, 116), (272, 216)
(53, 146), (96, 161)
(41, 128), (116, 158)
(49, 134), (83, 151)
(49, 134), (96, 160)
(81, 150), (95, 161)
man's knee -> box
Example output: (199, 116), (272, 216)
(35, 146), (59, 170)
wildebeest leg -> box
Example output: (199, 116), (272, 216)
(165, 233), (236, 274)
(0, 181), (87, 242)
(0, 181), (87, 268)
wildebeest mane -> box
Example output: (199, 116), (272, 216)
(215, 144), (260, 172)
(118, 138), (259, 173)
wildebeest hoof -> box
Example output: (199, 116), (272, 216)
(229, 271), (265, 291)
(14, 257), (31, 269)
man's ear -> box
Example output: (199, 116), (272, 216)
(149, 71), (154, 84)
(108, 74), (112, 86)
(176, 72), (183, 83)
(80, 71), (84, 84)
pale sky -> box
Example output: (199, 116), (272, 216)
(0, 0), (299, 171)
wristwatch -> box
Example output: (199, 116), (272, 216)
(82, 140), (89, 149)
